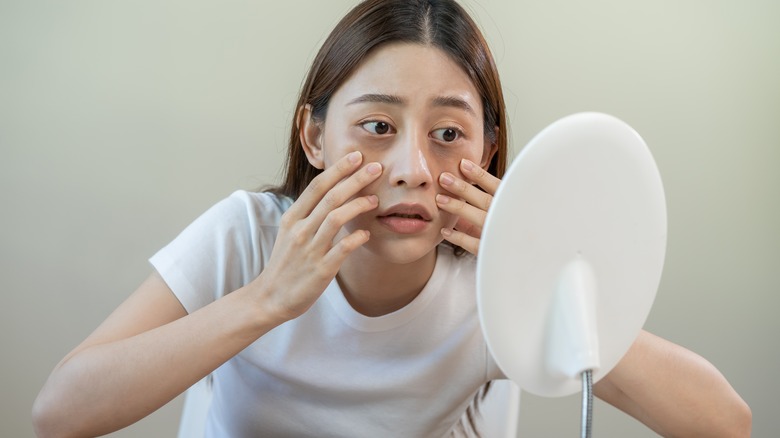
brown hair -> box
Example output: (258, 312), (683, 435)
(269, 0), (508, 199)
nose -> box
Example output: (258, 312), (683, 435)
(387, 130), (433, 188)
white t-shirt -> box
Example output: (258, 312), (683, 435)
(150, 190), (505, 437)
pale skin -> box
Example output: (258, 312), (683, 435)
(32, 43), (750, 437)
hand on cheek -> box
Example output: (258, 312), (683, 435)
(435, 158), (501, 255)
(260, 152), (383, 320)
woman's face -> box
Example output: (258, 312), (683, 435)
(303, 42), (495, 264)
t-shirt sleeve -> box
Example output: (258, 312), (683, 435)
(149, 190), (288, 314)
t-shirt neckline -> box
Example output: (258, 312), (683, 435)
(323, 246), (451, 332)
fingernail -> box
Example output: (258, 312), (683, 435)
(436, 194), (451, 204)
(439, 172), (455, 186)
(366, 162), (382, 175)
(461, 159), (475, 172)
(441, 228), (452, 237)
(348, 151), (361, 164)
(367, 195), (378, 205)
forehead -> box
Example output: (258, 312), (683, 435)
(330, 43), (483, 115)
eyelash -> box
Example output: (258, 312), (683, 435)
(359, 120), (465, 143)
(360, 120), (395, 136)
(431, 127), (465, 143)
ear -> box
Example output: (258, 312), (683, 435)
(479, 126), (499, 170)
(298, 104), (325, 170)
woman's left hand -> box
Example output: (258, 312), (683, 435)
(436, 158), (501, 255)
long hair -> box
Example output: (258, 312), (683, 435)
(268, 0), (508, 199)
(269, 1), (508, 434)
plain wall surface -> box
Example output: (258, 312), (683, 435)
(2, 0), (778, 436)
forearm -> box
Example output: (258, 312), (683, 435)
(595, 330), (751, 437)
(33, 286), (283, 438)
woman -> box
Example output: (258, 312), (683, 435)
(33, 0), (751, 436)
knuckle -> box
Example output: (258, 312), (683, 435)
(280, 211), (296, 228)
(313, 264), (332, 283)
(322, 210), (344, 230)
(291, 226), (309, 247)
(334, 231), (366, 256)
(305, 175), (324, 195)
(321, 192), (341, 210)
(333, 241), (352, 257)
(336, 235), (360, 256)
(452, 198), (467, 213)
(453, 178), (468, 193)
(481, 195), (492, 212)
(360, 196), (376, 210)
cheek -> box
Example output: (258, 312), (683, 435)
(454, 142), (490, 180)
(431, 150), (474, 185)
(320, 127), (362, 167)
(322, 133), (392, 173)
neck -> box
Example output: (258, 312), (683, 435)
(337, 247), (438, 317)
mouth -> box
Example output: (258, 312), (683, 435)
(377, 204), (433, 221)
(376, 204), (433, 234)
(388, 213), (425, 220)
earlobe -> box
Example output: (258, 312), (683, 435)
(298, 104), (325, 170)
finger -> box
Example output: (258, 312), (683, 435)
(323, 229), (372, 268)
(438, 171), (493, 214)
(286, 151), (363, 220)
(312, 195), (378, 246)
(308, 162), (382, 225)
(460, 158), (500, 195)
(441, 228), (480, 256)
(453, 216), (481, 239)
(436, 193), (485, 234)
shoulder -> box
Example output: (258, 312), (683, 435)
(191, 190), (294, 236)
(196, 191), (295, 255)
(221, 190), (294, 224)
(149, 191), (294, 311)
(150, 190), (294, 268)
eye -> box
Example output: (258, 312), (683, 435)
(431, 127), (462, 143)
(361, 121), (393, 135)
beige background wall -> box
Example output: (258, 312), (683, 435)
(2, 0), (777, 436)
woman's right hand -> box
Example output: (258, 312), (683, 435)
(255, 151), (382, 321)
(31, 151), (381, 438)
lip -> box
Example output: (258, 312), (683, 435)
(376, 203), (433, 234)
(377, 203), (433, 221)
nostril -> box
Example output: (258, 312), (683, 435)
(395, 179), (428, 187)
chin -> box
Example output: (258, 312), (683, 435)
(359, 233), (442, 265)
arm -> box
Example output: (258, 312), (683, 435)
(595, 330), (752, 437)
(437, 159), (752, 437)
(32, 152), (383, 438)
(32, 273), (283, 438)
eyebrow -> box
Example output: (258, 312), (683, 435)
(347, 93), (476, 116)
(347, 93), (405, 106)
(431, 95), (476, 116)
